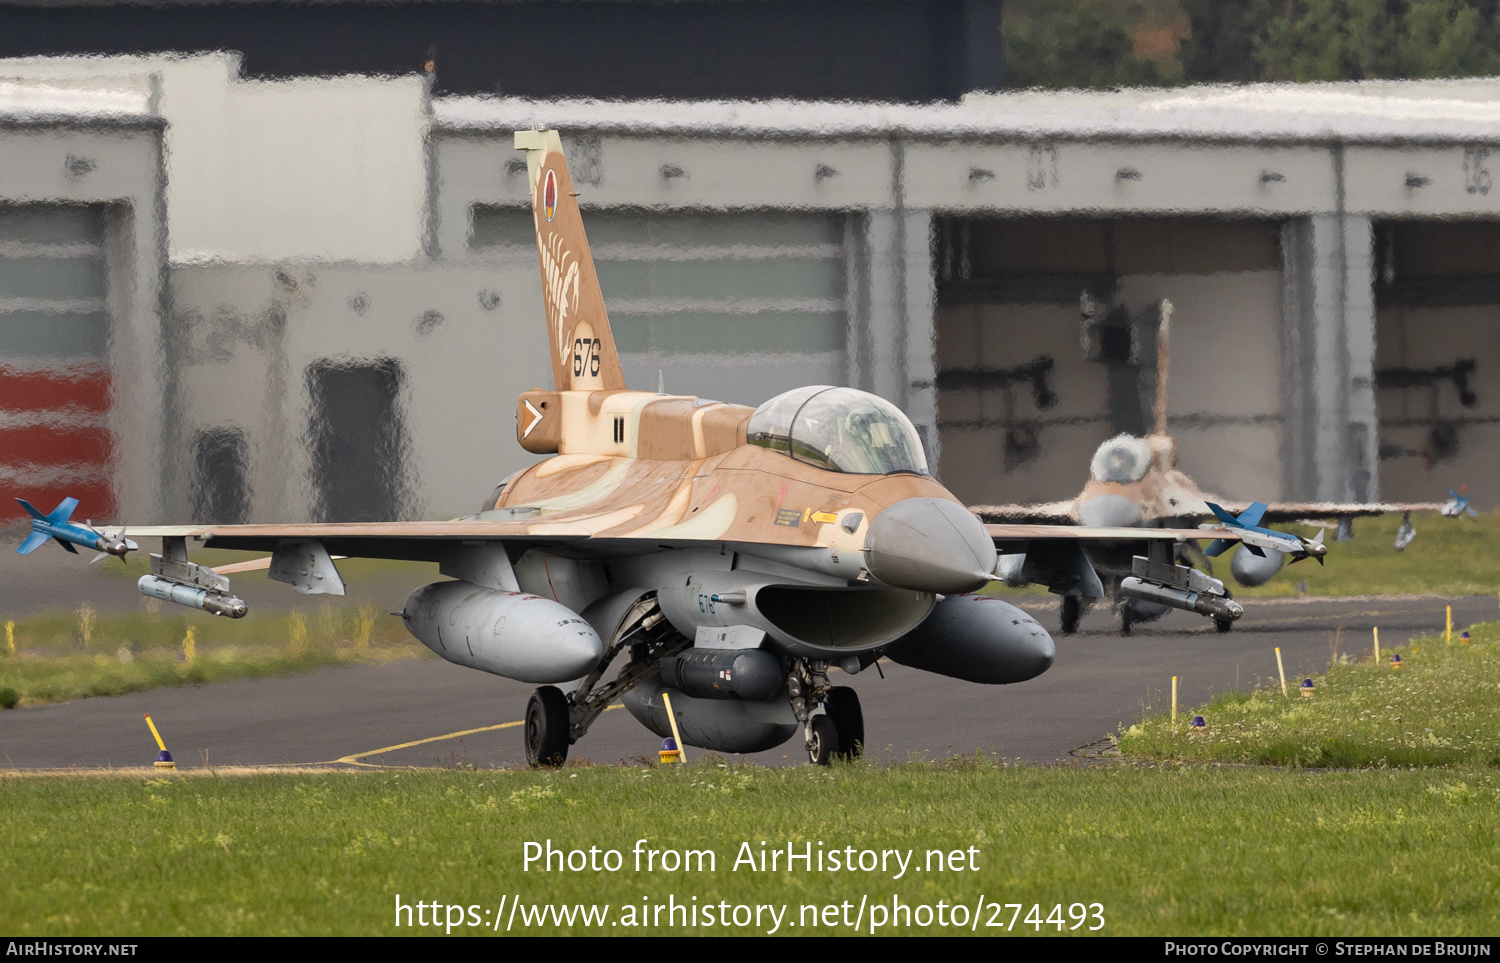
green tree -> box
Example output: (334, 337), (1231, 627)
(1004, 0), (1182, 88)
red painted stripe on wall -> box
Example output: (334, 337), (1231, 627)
(0, 367), (111, 412)
(0, 426), (113, 465)
(1, 481), (115, 522)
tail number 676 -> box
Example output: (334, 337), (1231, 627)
(573, 338), (602, 378)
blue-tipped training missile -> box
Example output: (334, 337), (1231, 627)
(15, 497), (138, 561)
(1442, 487), (1477, 519)
(1201, 501), (1328, 565)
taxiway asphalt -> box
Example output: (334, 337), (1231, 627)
(5, 593), (1492, 772)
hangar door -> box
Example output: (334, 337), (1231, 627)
(0, 204), (112, 522)
(470, 207), (848, 405)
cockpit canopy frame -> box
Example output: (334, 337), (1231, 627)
(747, 386), (929, 476)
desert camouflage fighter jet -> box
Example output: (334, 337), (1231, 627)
(42, 132), (1268, 766)
(974, 300), (1435, 635)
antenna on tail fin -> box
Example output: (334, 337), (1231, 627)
(513, 129), (627, 393)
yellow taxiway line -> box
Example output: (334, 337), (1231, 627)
(335, 704), (623, 768)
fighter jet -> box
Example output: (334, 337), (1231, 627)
(973, 300), (1442, 634)
(28, 131), (1264, 767)
(14, 496), (137, 562)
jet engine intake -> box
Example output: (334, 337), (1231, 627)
(882, 594), (1055, 684)
(658, 574), (933, 658)
(402, 580), (604, 683)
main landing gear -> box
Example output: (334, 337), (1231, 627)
(1060, 595), (1082, 635)
(523, 592), (688, 769)
(525, 686), (570, 768)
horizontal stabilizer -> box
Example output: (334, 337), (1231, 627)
(15, 498), (46, 522)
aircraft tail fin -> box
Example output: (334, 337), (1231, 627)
(514, 129), (627, 393)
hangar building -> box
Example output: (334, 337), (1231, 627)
(2, 55), (1496, 523)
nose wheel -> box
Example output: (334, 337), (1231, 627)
(525, 686), (570, 768)
(806, 686), (864, 765)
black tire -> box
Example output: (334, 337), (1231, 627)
(525, 686), (570, 768)
(806, 715), (839, 766)
(825, 687), (864, 761)
(1060, 595), (1081, 635)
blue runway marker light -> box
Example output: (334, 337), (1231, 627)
(1390, 654), (1403, 669)
(658, 737), (681, 765)
(1301, 678), (1315, 697)
(1191, 715), (1206, 730)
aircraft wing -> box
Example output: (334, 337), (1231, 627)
(969, 501), (1078, 524)
(972, 500), (1447, 525)
(983, 523), (1235, 541)
(126, 519), (593, 563)
(1209, 501), (1446, 522)
(981, 522), (1244, 600)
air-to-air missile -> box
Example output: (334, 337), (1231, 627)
(1202, 501), (1329, 566)
(16, 495), (247, 618)
(15, 497), (137, 561)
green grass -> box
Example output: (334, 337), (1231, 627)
(2, 762), (1497, 936)
(1119, 620), (1500, 768)
(0, 604), (425, 708)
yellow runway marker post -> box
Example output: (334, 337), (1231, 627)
(144, 713), (174, 770)
(1373, 626), (1380, 663)
(660, 691), (687, 764)
(1275, 647), (1287, 698)
(1446, 605), (1453, 644)
(1171, 676), (1178, 726)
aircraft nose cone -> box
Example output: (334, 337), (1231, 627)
(863, 498), (997, 594)
(1078, 493), (1145, 528)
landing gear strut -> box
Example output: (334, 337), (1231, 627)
(525, 686), (570, 768)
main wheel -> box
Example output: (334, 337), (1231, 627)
(825, 687), (864, 761)
(1060, 595), (1081, 635)
(525, 686), (570, 768)
(806, 715), (839, 766)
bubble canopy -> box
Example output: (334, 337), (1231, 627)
(747, 386), (929, 475)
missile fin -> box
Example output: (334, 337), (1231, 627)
(16, 531), (52, 555)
